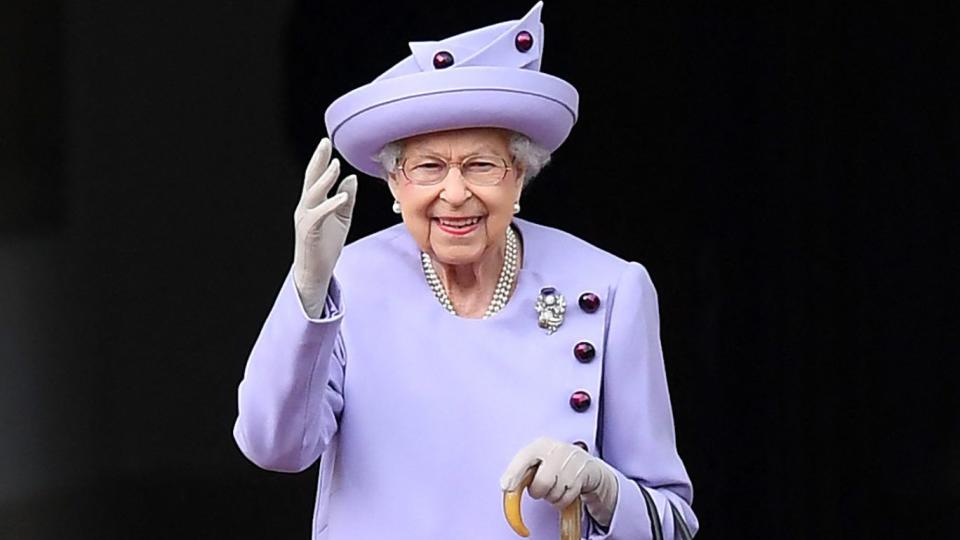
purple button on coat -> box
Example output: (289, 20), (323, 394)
(574, 341), (597, 363)
(233, 218), (697, 539)
(579, 292), (601, 313)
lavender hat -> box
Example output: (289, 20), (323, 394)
(324, 1), (579, 178)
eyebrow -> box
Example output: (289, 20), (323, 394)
(405, 146), (506, 159)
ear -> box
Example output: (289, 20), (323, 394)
(386, 171), (400, 200)
(514, 166), (526, 198)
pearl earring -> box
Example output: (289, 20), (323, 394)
(392, 200), (401, 214)
(513, 201), (521, 214)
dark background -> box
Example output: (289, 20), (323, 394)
(1, 1), (955, 538)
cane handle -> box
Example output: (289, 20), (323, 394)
(503, 465), (583, 539)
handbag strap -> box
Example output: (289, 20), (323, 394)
(637, 482), (694, 540)
(638, 484), (664, 540)
(670, 500), (694, 540)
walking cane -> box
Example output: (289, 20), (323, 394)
(504, 464), (582, 540)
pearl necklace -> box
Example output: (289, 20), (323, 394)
(421, 225), (519, 319)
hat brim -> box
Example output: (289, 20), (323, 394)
(325, 67), (578, 178)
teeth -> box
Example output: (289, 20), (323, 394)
(439, 217), (481, 227)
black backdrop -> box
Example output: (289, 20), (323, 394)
(1, 1), (955, 538)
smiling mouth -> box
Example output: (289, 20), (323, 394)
(436, 216), (482, 227)
(434, 216), (484, 234)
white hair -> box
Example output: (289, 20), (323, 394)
(374, 131), (552, 185)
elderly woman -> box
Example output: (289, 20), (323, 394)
(233, 3), (697, 539)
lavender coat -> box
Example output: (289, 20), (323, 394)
(234, 218), (698, 539)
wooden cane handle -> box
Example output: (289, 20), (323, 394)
(504, 466), (537, 537)
(504, 465), (583, 539)
(560, 497), (582, 540)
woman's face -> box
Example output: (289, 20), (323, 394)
(388, 128), (523, 266)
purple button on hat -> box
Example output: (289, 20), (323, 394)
(324, 1), (579, 178)
(515, 31), (534, 52)
(432, 51), (455, 69)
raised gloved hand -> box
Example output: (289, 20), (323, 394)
(292, 138), (358, 318)
(500, 437), (620, 527)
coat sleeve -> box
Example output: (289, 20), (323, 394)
(588, 262), (699, 539)
(233, 270), (346, 473)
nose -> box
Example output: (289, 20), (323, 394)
(439, 166), (471, 205)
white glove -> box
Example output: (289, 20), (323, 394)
(500, 437), (620, 527)
(292, 137), (358, 318)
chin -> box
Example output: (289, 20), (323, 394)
(430, 243), (486, 266)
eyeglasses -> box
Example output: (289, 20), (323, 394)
(397, 155), (513, 186)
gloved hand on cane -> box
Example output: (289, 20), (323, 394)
(501, 437), (620, 537)
(292, 137), (358, 318)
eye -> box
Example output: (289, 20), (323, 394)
(410, 160), (444, 171)
(464, 159), (499, 173)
